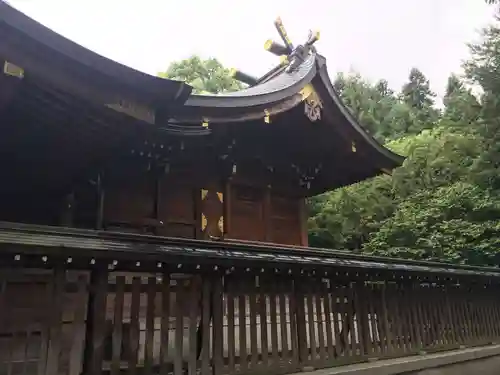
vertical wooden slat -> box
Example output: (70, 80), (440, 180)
(367, 282), (380, 356)
(315, 286), (326, 365)
(160, 273), (171, 375)
(239, 292), (248, 372)
(249, 282), (259, 369)
(337, 285), (350, 357)
(69, 275), (89, 375)
(111, 276), (125, 375)
(227, 290), (235, 373)
(413, 283), (426, 352)
(37, 280), (52, 375)
(144, 277), (156, 373)
(212, 276), (224, 375)
(201, 278), (212, 375)
(353, 282), (369, 357)
(259, 285), (269, 367)
(45, 268), (65, 375)
(329, 283), (342, 358)
(85, 269), (108, 375)
(128, 276), (141, 375)
(278, 280), (289, 364)
(389, 283), (404, 353)
(269, 283), (279, 367)
(289, 280), (300, 369)
(398, 284), (411, 352)
(174, 282), (184, 375)
(322, 281), (334, 361)
(306, 287), (316, 363)
(188, 278), (199, 375)
(379, 282), (392, 355)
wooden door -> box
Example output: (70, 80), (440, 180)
(157, 182), (197, 239)
(200, 186), (224, 240)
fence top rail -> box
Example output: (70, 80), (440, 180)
(0, 221), (499, 278)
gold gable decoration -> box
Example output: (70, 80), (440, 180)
(300, 84), (322, 122)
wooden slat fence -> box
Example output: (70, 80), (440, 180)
(0, 268), (499, 374)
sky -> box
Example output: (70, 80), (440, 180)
(7, 0), (496, 99)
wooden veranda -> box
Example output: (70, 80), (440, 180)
(1, 222), (499, 375)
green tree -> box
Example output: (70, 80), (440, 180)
(464, 18), (500, 190)
(159, 55), (243, 94)
(400, 68), (440, 133)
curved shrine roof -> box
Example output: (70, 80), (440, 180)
(0, 2), (192, 105)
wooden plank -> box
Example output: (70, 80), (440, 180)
(200, 278), (212, 375)
(322, 281), (334, 361)
(329, 283), (342, 358)
(249, 283), (259, 369)
(379, 283), (392, 355)
(128, 276), (141, 375)
(337, 285), (350, 357)
(160, 273), (171, 375)
(278, 280), (290, 364)
(366, 283), (379, 356)
(174, 283), (184, 375)
(227, 291), (236, 372)
(110, 276), (125, 375)
(37, 280), (52, 375)
(315, 286), (326, 364)
(289, 281), (300, 369)
(347, 284), (359, 357)
(238, 292), (248, 372)
(188, 278), (199, 375)
(259, 286), (269, 368)
(269, 283), (279, 367)
(144, 277), (157, 373)
(412, 284), (425, 351)
(45, 268), (65, 375)
(306, 287), (316, 363)
(212, 276), (224, 375)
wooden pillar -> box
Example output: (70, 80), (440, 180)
(263, 186), (272, 242)
(223, 179), (232, 237)
(299, 198), (309, 247)
(96, 173), (105, 230)
(82, 268), (108, 375)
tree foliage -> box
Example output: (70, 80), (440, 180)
(159, 55), (243, 94)
(309, 13), (500, 266)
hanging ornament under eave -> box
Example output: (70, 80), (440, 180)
(351, 142), (357, 153)
(3, 61), (24, 79)
(264, 109), (271, 124)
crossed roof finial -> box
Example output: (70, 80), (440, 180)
(230, 17), (320, 86)
(264, 17), (320, 72)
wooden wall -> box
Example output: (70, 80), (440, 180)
(98, 170), (307, 246)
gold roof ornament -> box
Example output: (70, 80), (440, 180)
(3, 61), (24, 79)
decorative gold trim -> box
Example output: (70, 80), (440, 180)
(201, 189), (208, 200)
(3, 61), (24, 79)
(264, 39), (273, 51)
(201, 213), (207, 231)
(216, 192), (223, 203)
(264, 109), (270, 124)
(299, 84), (315, 101)
(202, 119), (209, 128)
(217, 216), (224, 233)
